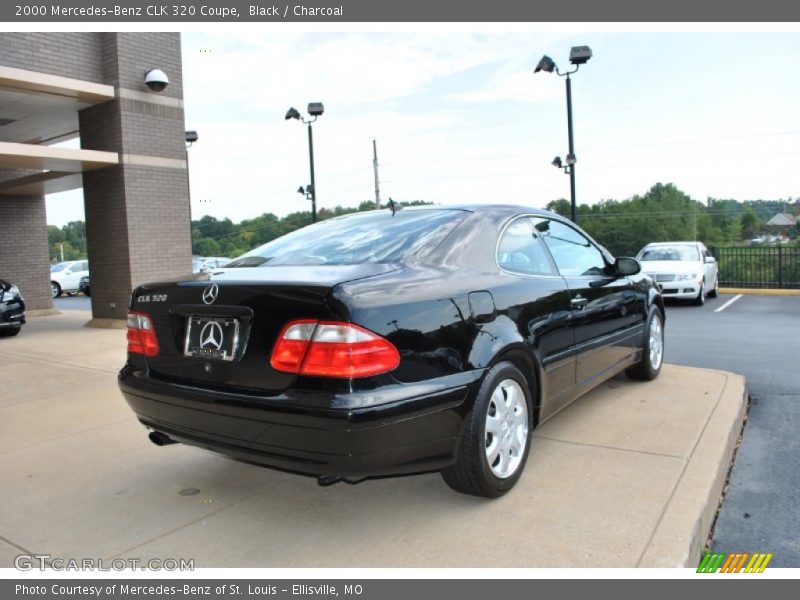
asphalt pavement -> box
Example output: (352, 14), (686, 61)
(663, 293), (800, 566)
(53, 295), (91, 311)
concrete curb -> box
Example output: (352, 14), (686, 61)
(719, 287), (800, 296)
(638, 371), (747, 567)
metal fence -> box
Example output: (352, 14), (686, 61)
(710, 245), (800, 289)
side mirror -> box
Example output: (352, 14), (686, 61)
(615, 257), (641, 276)
(704, 256), (716, 264)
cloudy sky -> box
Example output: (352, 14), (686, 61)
(46, 31), (800, 226)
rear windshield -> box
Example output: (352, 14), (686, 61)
(225, 209), (467, 267)
(638, 245), (700, 261)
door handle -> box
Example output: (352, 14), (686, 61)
(571, 295), (588, 310)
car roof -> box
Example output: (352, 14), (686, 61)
(338, 204), (560, 220)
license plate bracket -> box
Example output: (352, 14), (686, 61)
(183, 316), (240, 361)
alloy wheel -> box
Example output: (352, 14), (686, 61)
(484, 378), (529, 479)
(649, 314), (664, 371)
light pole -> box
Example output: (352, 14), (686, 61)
(286, 102), (324, 223)
(534, 46), (592, 224)
(185, 130), (198, 252)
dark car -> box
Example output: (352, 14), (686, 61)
(119, 205), (665, 497)
(0, 279), (26, 337)
(79, 275), (90, 297)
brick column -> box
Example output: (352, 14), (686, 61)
(79, 33), (192, 321)
(0, 195), (52, 311)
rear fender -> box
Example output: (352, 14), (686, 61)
(466, 315), (541, 422)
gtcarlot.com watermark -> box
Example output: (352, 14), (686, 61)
(14, 554), (194, 571)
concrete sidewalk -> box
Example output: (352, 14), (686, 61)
(0, 311), (746, 568)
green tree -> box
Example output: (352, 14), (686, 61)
(193, 237), (221, 256)
(737, 206), (759, 240)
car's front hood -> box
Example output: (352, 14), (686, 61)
(639, 260), (702, 274)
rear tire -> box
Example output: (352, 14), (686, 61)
(626, 309), (664, 381)
(441, 361), (533, 498)
(51, 282), (61, 298)
(0, 326), (21, 337)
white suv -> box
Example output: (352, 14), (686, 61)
(636, 242), (719, 306)
(50, 260), (89, 298)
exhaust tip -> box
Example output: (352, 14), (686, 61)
(148, 431), (178, 446)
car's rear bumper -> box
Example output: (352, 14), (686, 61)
(118, 365), (481, 480)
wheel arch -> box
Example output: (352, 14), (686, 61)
(487, 344), (542, 428)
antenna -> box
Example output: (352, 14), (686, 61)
(387, 197), (403, 216)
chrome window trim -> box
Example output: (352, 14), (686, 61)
(494, 214), (562, 279)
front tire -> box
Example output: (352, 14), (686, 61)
(0, 326), (21, 338)
(51, 282), (61, 298)
(626, 309), (664, 381)
(441, 361), (533, 498)
(707, 276), (719, 298)
(692, 281), (706, 306)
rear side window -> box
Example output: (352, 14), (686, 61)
(230, 209), (467, 267)
(497, 217), (555, 276)
(536, 218), (607, 277)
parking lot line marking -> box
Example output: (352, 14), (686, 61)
(714, 294), (743, 313)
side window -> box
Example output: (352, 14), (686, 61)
(497, 217), (555, 276)
(536, 218), (607, 277)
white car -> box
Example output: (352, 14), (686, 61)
(50, 260), (89, 298)
(636, 242), (719, 305)
(192, 257), (230, 273)
(198, 257), (230, 272)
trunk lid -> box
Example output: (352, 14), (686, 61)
(132, 264), (399, 394)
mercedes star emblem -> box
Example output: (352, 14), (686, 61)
(199, 321), (224, 351)
(202, 283), (219, 305)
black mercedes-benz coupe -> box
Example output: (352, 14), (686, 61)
(119, 205), (665, 497)
(0, 278), (25, 337)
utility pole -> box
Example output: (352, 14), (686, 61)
(372, 138), (381, 209)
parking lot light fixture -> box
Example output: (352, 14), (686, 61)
(534, 45), (592, 223)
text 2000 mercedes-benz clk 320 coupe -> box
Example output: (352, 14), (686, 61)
(119, 205), (665, 497)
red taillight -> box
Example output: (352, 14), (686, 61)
(270, 319), (400, 378)
(127, 311), (159, 357)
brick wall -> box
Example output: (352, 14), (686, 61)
(0, 32), (104, 82)
(100, 32), (184, 99)
(78, 32), (192, 320)
(0, 195), (52, 311)
(0, 32), (192, 321)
